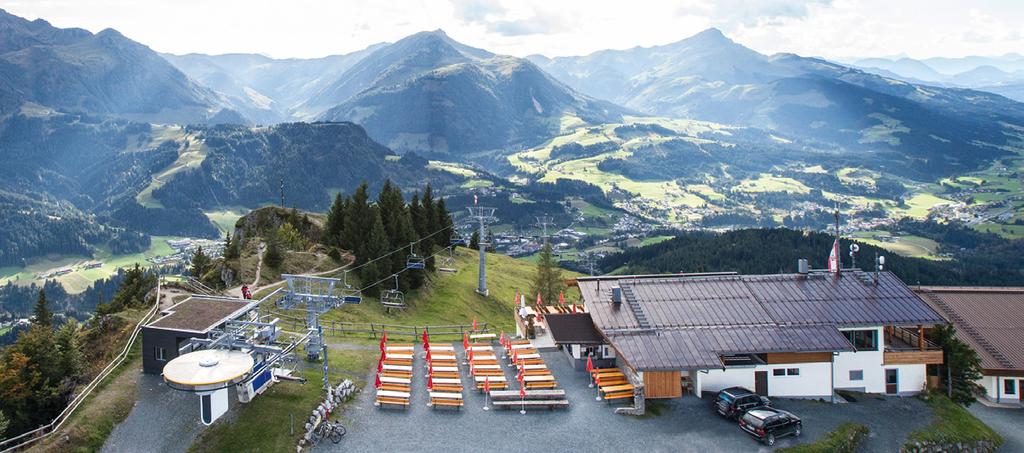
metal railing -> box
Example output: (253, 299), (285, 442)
(272, 314), (489, 341)
(0, 281), (163, 452)
(885, 326), (940, 351)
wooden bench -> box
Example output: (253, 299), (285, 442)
(490, 389), (566, 400)
(596, 378), (629, 387)
(603, 391), (634, 402)
(375, 396), (410, 407)
(379, 384), (411, 392)
(526, 381), (558, 389)
(431, 372), (459, 379)
(432, 384), (463, 393)
(431, 398), (463, 409)
(476, 381), (507, 390)
(590, 368), (620, 375)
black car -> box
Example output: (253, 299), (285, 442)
(739, 407), (802, 446)
(714, 386), (771, 419)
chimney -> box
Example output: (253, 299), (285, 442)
(797, 259), (809, 275)
(611, 285), (622, 308)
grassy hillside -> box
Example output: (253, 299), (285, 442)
(266, 247), (581, 335)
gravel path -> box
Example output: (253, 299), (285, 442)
(317, 345), (933, 452)
(969, 404), (1024, 452)
(102, 373), (218, 453)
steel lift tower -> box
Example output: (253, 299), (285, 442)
(534, 215), (555, 244)
(276, 274), (361, 390)
(467, 206), (497, 297)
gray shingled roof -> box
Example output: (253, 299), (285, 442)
(578, 270), (945, 370)
(608, 325), (854, 370)
(915, 286), (1024, 372)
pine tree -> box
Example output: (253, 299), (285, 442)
(470, 230), (480, 250)
(190, 246), (211, 278)
(531, 243), (564, 306)
(224, 232), (240, 260)
(264, 234), (283, 268)
(344, 182), (373, 265)
(32, 289), (52, 328)
(325, 192), (347, 247)
(360, 207), (390, 298)
(436, 197), (454, 244)
(0, 410), (9, 437)
(931, 324), (984, 405)
(54, 320), (83, 379)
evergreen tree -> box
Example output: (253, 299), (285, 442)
(224, 232), (240, 260)
(344, 182), (374, 265)
(530, 243), (564, 306)
(54, 320), (83, 379)
(931, 324), (984, 405)
(264, 234), (283, 269)
(409, 193), (425, 238)
(277, 223), (307, 251)
(377, 181), (422, 290)
(97, 264), (156, 314)
(360, 207), (390, 298)
(190, 246), (211, 277)
(436, 197), (454, 245)
(325, 192), (347, 247)
(32, 289), (52, 328)
(0, 410), (9, 437)
(469, 230), (480, 250)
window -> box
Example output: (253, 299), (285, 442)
(154, 347), (166, 361)
(1004, 379), (1016, 395)
(849, 370), (864, 381)
(773, 368), (800, 376)
(843, 329), (878, 351)
(786, 368), (800, 376)
(773, 369), (786, 376)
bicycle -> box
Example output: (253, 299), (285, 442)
(314, 420), (347, 444)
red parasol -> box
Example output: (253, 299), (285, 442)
(427, 375), (433, 390)
(586, 355), (594, 373)
(519, 385), (526, 399)
(377, 359), (383, 373)
(559, 291), (565, 306)
(426, 349), (432, 363)
(484, 376), (491, 393)
(468, 347), (475, 362)
(374, 373), (381, 389)
(472, 318), (478, 331)
(463, 332), (469, 349)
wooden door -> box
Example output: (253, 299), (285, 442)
(1019, 380), (1023, 402)
(755, 371), (768, 396)
(885, 369), (898, 394)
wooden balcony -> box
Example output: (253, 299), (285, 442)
(883, 326), (943, 365)
(883, 349), (944, 365)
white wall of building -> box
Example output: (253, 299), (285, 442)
(978, 374), (1024, 403)
(833, 326), (927, 395)
(695, 362), (832, 398)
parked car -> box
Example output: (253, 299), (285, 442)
(738, 407), (802, 446)
(714, 386), (771, 419)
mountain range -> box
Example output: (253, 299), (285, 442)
(849, 54), (1024, 102)
(528, 29), (1024, 178)
(2, 7), (1024, 266)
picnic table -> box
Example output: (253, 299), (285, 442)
(376, 389), (410, 398)
(430, 366), (458, 372)
(600, 384), (634, 393)
(429, 345), (455, 351)
(431, 377), (462, 385)
(380, 376), (411, 384)
(522, 364), (548, 370)
(467, 345), (492, 351)
(509, 343), (534, 350)
(383, 364), (412, 372)
(470, 333), (496, 340)
(387, 353), (413, 360)
(511, 353), (540, 360)
(474, 375), (506, 382)
(522, 375), (555, 382)
(471, 364), (501, 370)
(385, 345), (414, 351)
(429, 391), (463, 400)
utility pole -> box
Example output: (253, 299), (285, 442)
(467, 205), (497, 297)
(578, 252), (597, 276)
(534, 215), (555, 244)
(834, 201), (842, 275)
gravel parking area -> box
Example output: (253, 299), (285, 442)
(319, 345), (934, 452)
(969, 404), (1023, 452)
(103, 372), (224, 453)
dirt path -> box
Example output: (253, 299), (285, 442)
(227, 242), (265, 298)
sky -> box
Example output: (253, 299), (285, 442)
(1, 0), (1022, 60)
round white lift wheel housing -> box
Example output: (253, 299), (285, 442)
(163, 349), (254, 425)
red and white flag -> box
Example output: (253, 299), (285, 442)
(828, 238), (840, 273)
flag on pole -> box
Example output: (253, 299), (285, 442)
(828, 238), (840, 273)
(586, 355), (594, 373)
(374, 373), (381, 389)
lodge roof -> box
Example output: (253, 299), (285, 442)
(577, 270), (945, 370)
(914, 286), (1024, 373)
(545, 313), (605, 344)
(146, 296), (254, 333)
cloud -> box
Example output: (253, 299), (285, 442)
(450, 0), (507, 23)
(680, 0), (835, 27)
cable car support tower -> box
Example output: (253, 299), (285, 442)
(467, 205), (497, 297)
